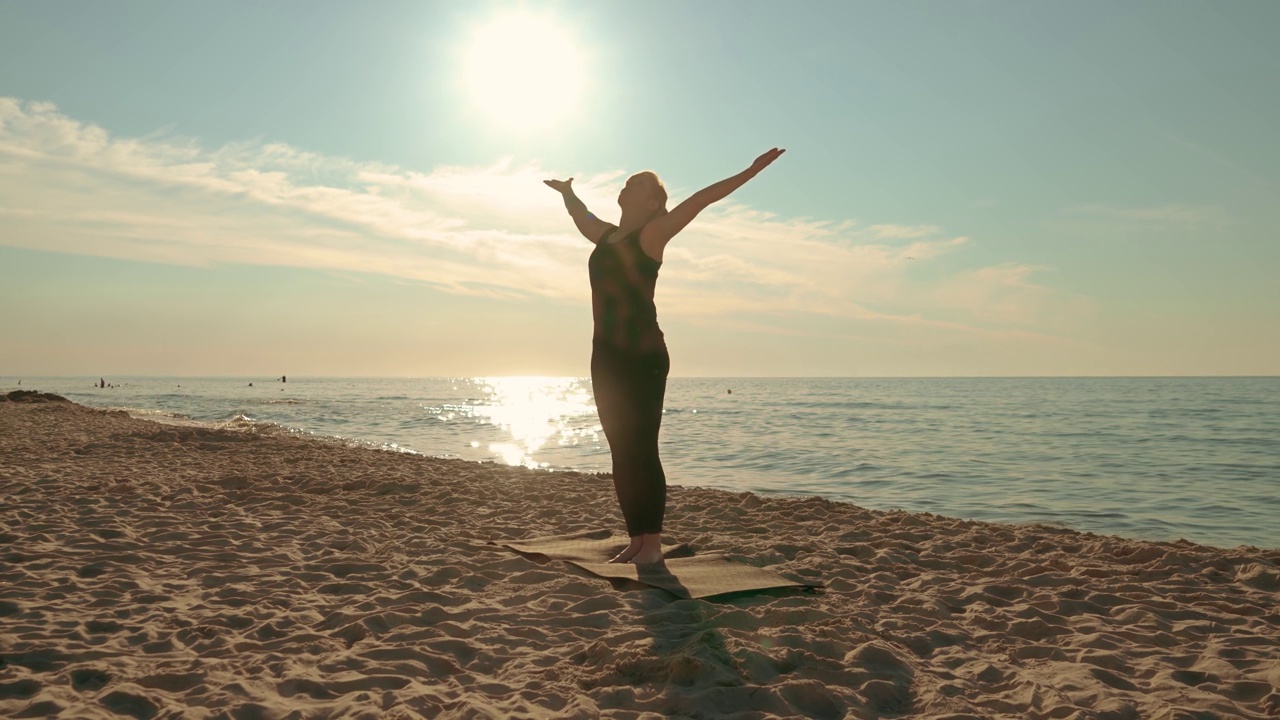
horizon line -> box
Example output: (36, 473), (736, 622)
(6, 374), (1278, 381)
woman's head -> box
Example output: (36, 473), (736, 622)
(618, 171), (668, 216)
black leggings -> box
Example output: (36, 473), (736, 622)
(590, 339), (670, 536)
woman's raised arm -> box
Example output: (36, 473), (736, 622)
(545, 178), (612, 244)
(646, 148), (785, 245)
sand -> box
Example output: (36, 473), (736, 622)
(2, 394), (1278, 719)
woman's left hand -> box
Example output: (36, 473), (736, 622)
(750, 147), (786, 174)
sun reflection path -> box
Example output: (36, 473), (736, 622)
(466, 377), (599, 468)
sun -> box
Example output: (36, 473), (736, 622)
(462, 13), (585, 132)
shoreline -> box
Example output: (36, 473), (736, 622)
(117, 397), (1280, 554)
(8, 377), (1279, 553)
(3, 395), (1279, 718)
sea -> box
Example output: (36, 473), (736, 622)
(7, 376), (1278, 551)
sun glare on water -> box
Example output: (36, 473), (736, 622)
(462, 13), (585, 131)
(471, 377), (598, 468)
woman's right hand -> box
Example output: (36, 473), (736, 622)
(543, 178), (573, 194)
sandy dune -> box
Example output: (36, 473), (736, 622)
(2, 395), (1278, 719)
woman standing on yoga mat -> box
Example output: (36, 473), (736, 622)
(545, 148), (785, 564)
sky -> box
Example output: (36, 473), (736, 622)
(1, 0), (1277, 378)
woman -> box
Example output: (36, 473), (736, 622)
(545, 148), (785, 564)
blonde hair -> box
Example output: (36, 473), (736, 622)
(634, 171), (668, 214)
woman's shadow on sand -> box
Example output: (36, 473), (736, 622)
(608, 544), (829, 707)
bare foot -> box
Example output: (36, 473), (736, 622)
(629, 533), (665, 565)
(608, 536), (642, 564)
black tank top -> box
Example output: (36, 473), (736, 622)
(588, 225), (665, 351)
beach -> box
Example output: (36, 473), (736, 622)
(2, 393), (1278, 719)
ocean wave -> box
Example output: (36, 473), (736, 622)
(782, 400), (952, 411)
(113, 406), (191, 420)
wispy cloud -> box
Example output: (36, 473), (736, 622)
(933, 262), (1053, 325)
(862, 223), (942, 240)
(1157, 128), (1271, 187)
(0, 97), (1079, 339)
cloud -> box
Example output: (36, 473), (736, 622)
(0, 97), (1081, 339)
(862, 223), (942, 240)
(933, 262), (1054, 325)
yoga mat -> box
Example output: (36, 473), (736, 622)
(498, 529), (822, 600)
